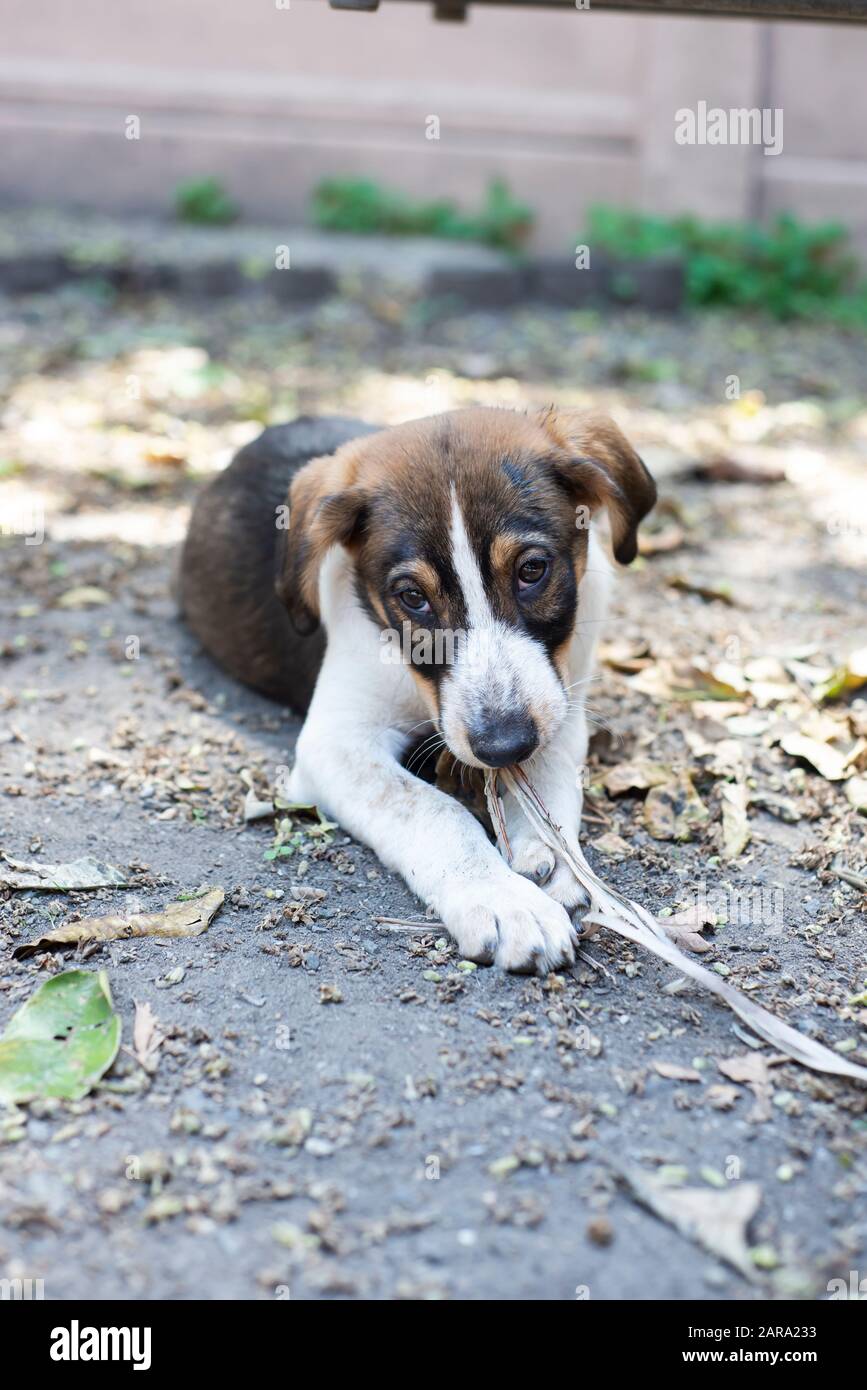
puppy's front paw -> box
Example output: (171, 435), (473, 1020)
(510, 837), (589, 916)
(441, 873), (576, 975)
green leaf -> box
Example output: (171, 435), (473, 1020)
(0, 970), (121, 1103)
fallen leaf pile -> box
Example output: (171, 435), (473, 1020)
(488, 765), (867, 1086)
(593, 639), (867, 866)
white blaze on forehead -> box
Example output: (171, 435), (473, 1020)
(441, 485), (567, 765)
(448, 484), (492, 631)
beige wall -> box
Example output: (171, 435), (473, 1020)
(1, 0), (865, 251)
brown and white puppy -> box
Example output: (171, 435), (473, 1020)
(181, 407), (655, 974)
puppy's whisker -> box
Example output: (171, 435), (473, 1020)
(400, 718), (438, 737)
(583, 714), (618, 736)
(562, 676), (598, 694)
(405, 748), (443, 778)
(406, 733), (444, 765)
(562, 697), (617, 733)
(405, 733), (445, 775)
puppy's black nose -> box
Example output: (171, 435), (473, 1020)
(468, 710), (539, 769)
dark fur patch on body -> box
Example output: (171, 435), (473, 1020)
(179, 416), (377, 711)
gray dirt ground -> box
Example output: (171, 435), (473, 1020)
(1, 279), (866, 1301)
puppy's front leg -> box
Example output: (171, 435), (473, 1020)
(289, 731), (575, 974)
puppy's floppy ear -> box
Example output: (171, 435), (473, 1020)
(537, 407), (656, 564)
(276, 441), (368, 635)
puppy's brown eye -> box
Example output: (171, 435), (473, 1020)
(517, 556), (548, 589)
(398, 587), (431, 615)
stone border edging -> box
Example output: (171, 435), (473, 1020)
(0, 224), (685, 312)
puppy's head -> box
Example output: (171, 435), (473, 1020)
(279, 407), (655, 768)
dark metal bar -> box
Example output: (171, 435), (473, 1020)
(328, 0), (867, 21)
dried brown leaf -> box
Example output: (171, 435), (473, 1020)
(603, 760), (670, 796)
(663, 902), (715, 954)
(705, 1083), (740, 1110)
(132, 1002), (164, 1075)
(718, 1051), (776, 1122)
(845, 776), (867, 813)
(718, 1053), (773, 1087)
(13, 887), (224, 959)
(720, 782), (750, 859)
(779, 733), (848, 781)
(644, 772), (709, 842)
(0, 854), (128, 892)
(591, 832), (635, 860)
(652, 1061), (703, 1082)
(615, 1165), (763, 1280)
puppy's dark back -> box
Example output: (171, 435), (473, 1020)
(179, 416), (377, 712)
